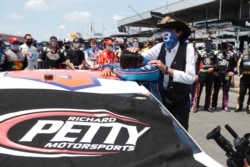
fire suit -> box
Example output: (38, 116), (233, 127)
(211, 49), (237, 111)
(235, 53), (250, 113)
(192, 48), (216, 112)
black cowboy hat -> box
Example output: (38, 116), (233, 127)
(157, 16), (191, 39)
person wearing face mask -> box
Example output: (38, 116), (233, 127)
(38, 36), (65, 69)
(0, 39), (6, 71)
(210, 40), (237, 112)
(86, 39), (102, 69)
(65, 38), (88, 70)
(98, 39), (118, 68)
(0, 37), (27, 71)
(132, 37), (139, 48)
(106, 16), (194, 131)
(20, 34), (39, 70)
(192, 38), (216, 113)
(62, 39), (71, 57)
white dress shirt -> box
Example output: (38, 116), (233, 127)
(141, 42), (196, 89)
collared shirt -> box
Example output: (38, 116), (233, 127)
(141, 42), (195, 89)
(20, 43), (39, 70)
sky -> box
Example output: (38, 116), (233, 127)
(0, 0), (176, 41)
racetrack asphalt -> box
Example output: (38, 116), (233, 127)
(188, 75), (250, 166)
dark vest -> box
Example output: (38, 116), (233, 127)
(158, 42), (191, 103)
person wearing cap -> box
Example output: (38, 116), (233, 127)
(98, 39), (118, 68)
(78, 37), (85, 52)
(38, 36), (65, 69)
(85, 38), (102, 70)
(0, 37), (27, 71)
(192, 38), (216, 113)
(65, 38), (88, 70)
(125, 16), (195, 131)
(20, 34), (39, 70)
(210, 40), (237, 112)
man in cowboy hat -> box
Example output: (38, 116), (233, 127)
(110, 15), (195, 131)
(148, 16), (195, 131)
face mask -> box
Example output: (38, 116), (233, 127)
(51, 41), (57, 47)
(91, 45), (97, 49)
(107, 46), (112, 50)
(162, 29), (179, 51)
(221, 43), (227, 50)
(65, 45), (70, 50)
(73, 43), (80, 48)
(26, 40), (33, 46)
(10, 44), (19, 51)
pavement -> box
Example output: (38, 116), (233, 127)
(188, 75), (250, 166)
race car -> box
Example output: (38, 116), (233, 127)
(0, 69), (222, 167)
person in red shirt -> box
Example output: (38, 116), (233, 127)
(98, 39), (118, 68)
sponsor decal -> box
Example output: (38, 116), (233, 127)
(0, 109), (150, 157)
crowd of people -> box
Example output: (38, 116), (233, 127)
(0, 16), (250, 166)
(0, 16), (250, 129)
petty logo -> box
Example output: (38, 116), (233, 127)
(0, 109), (150, 157)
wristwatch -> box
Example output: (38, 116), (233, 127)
(164, 66), (169, 74)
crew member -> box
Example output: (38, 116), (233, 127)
(235, 44), (250, 114)
(211, 40), (237, 112)
(38, 36), (65, 69)
(192, 38), (216, 113)
(65, 38), (88, 70)
(98, 39), (118, 68)
(0, 37), (27, 71)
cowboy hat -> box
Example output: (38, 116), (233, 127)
(157, 16), (191, 39)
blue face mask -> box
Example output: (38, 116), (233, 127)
(162, 29), (179, 51)
(107, 46), (113, 50)
(10, 44), (19, 51)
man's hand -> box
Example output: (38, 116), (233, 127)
(243, 159), (250, 167)
(207, 67), (214, 73)
(227, 71), (234, 77)
(148, 60), (166, 73)
(100, 67), (112, 77)
(127, 47), (140, 53)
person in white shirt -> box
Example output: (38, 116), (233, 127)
(20, 34), (39, 70)
(140, 17), (194, 131)
(102, 16), (195, 131)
